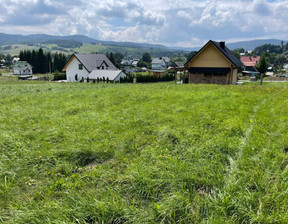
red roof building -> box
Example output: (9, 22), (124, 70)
(240, 56), (261, 67)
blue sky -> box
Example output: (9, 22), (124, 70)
(0, 0), (287, 47)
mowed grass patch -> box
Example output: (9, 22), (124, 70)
(0, 81), (287, 223)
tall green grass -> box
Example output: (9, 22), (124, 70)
(0, 81), (287, 223)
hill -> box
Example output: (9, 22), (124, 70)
(226, 39), (288, 51)
(1, 33), (287, 57)
(0, 79), (288, 223)
(0, 33), (184, 58)
(171, 39), (288, 51)
(0, 33), (167, 49)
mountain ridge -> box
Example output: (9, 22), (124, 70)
(0, 33), (287, 52)
(0, 33), (167, 49)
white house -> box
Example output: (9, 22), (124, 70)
(13, 61), (33, 75)
(62, 53), (119, 82)
(121, 58), (139, 67)
(89, 70), (127, 82)
(151, 57), (168, 70)
(151, 57), (177, 70)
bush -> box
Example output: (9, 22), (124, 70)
(53, 71), (67, 80)
(120, 75), (134, 83)
(135, 73), (174, 83)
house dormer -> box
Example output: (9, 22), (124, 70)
(98, 61), (109, 70)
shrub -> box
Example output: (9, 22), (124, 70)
(120, 75), (134, 83)
(135, 73), (174, 83)
(53, 71), (67, 81)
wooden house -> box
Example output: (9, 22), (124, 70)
(185, 40), (243, 84)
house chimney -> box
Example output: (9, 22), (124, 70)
(220, 41), (225, 50)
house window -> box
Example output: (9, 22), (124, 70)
(79, 64), (83, 70)
(102, 66), (104, 70)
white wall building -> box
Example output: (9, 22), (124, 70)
(13, 61), (33, 75)
(89, 70), (127, 82)
(63, 53), (119, 82)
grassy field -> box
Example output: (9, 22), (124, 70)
(0, 79), (287, 223)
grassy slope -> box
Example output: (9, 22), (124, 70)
(0, 79), (287, 223)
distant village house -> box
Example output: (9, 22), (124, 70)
(13, 61), (33, 75)
(121, 58), (139, 68)
(240, 56), (261, 76)
(150, 57), (178, 77)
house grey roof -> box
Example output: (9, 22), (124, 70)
(13, 61), (32, 69)
(185, 40), (243, 68)
(89, 70), (125, 81)
(74, 53), (117, 72)
(152, 57), (173, 65)
(211, 41), (243, 67)
(152, 57), (164, 64)
(162, 57), (171, 63)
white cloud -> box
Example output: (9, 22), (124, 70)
(0, 0), (288, 47)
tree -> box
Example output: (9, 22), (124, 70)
(31, 50), (38, 73)
(142, 52), (152, 63)
(114, 52), (124, 68)
(37, 48), (46, 74)
(109, 52), (115, 65)
(186, 51), (198, 62)
(53, 52), (59, 72)
(254, 44), (283, 55)
(256, 53), (269, 74)
(256, 53), (269, 85)
(5, 54), (12, 66)
(285, 42), (288, 52)
(138, 52), (152, 68)
(58, 53), (67, 72)
(46, 52), (52, 74)
(19, 50), (24, 61)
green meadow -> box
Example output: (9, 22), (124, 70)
(0, 78), (287, 223)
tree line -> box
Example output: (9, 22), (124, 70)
(19, 48), (67, 74)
